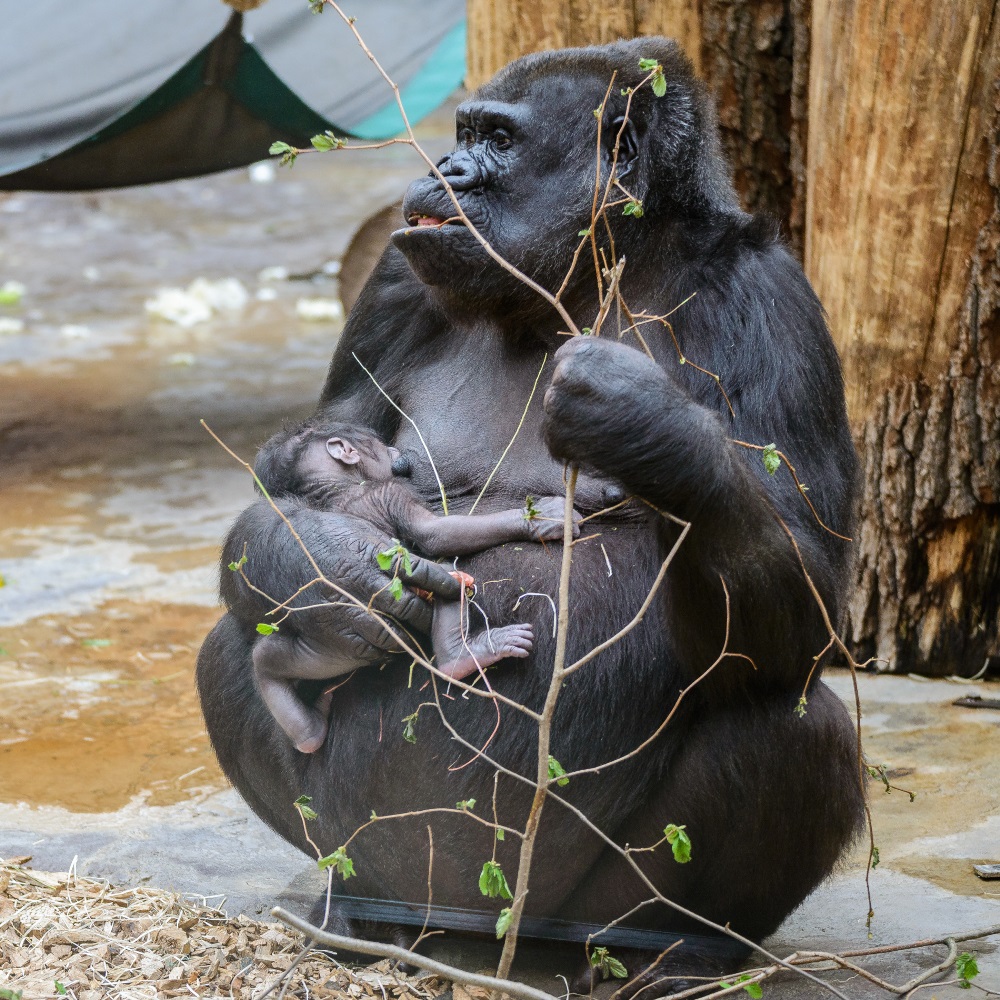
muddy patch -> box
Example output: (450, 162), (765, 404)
(0, 602), (224, 811)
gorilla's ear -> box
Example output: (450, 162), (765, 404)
(326, 437), (362, 465)
(610, 116), (640, 180)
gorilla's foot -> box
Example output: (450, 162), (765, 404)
(573, 937), (751, 1000)
(438, 623), (534, 681)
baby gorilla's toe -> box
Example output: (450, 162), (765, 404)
(494, 623), (534, 656)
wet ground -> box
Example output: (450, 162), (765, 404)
(1, 103), (998, 997)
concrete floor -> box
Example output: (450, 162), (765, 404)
(1, 106), (998, 998)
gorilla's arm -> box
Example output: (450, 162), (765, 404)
(221, 497), (461, 647)
(543, 242), (858, 695)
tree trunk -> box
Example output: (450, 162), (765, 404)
(806, 1), (1000, 676)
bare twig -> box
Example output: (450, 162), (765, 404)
(273, 907), (559, 1000)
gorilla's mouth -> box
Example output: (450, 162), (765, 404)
(407, 214), (459, 228)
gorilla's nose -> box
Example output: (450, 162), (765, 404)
(436, 151), (483, 191)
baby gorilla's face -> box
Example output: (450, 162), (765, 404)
(298, 435), (398, 485)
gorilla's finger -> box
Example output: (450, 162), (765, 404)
(365, 585), (435, 635)
(402, 556), (463, 599)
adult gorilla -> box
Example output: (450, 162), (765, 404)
(198, 37), (864, 980)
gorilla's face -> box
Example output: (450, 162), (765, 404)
(392, 73), (609, 309)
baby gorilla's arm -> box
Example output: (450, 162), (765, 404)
(381, 487), (582, 557)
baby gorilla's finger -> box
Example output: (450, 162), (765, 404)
(402, 555), (463, 599)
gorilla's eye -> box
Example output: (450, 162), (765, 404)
(492, 131), (513, 152)
(457, 126), (475, 147)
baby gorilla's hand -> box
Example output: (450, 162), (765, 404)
(524, 496), (583, 541)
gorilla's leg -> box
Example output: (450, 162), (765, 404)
(559, 682), (865, 990)
(252, 633), (349, 753)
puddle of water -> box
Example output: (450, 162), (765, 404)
(0, 602), (223, 812)
(828, 669), (1000, 898)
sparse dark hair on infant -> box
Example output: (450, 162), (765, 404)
(254, 417), (382, 501)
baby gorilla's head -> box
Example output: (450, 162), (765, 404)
(254, 418), (398, 503)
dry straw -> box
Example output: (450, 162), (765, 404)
(0, 857), (447, 1000)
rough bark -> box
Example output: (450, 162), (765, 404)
(807, 0), (1000, 676)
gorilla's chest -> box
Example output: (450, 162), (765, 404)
(389, 339), (600, 511)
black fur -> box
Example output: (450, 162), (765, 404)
(197, 38), (865, 987)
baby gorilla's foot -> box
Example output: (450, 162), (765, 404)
(438, 623), (534, 681)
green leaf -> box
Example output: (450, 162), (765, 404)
(664, 823), (692, 863)
(228, 553), (247, 572)
(256, 622), (279, 635)
(456, 798), (476, 811)
(590, 947), (628, 980)
(581, 327), (593, 335)
(376, 549), (394, 572)
(652, 72), (667, 98)
(0, 990), (23, 1000)
(81, 638), (113, 648)
(956, 952), (979, 987)
(401, 549), (414, 577)
(479, 860), (513, 900)
(761, 443), (781, 475)
(622, 198), (644, 218)
(294, 795), (318, 821)
(311, 131), (346, 152)
(547, 755), (570, 787)
(389, 577), (404, 601)
(496, 907), (513, 938)
(268, 140), (298, 167)
(578, 227), (592, 237)
(318, 847), (355, 880)
(638, 58), (659, 71)
(871, 846), (880, 868)
(55, 985), (67, 997)
(606, 957), (628, 979)
(402, 710), (419, 744)
(735, 975), (763, 998)
(496, 828), (505, 841)
(593, 107), (602, 119)
(308, 0), (325, 13)
(795, 697), (808, 717)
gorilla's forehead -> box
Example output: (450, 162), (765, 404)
(477, 69), (608, 114)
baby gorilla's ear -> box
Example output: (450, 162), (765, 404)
(326, 437), (362, 466)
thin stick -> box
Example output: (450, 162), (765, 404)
(561, 521), (690, 677)
(273, 907), (559, 1000)
(352, 352), (448, 515)
(468, 353), (548, 514)
(495, 466), (580, 980)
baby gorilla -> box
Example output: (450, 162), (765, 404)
(251, 418), (580, 752)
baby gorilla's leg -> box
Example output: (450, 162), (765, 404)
(431, 600), (533, 681)
(252, 634), (335, 753)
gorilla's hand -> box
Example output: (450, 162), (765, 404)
(223, 501), (462, 665)
(313, 516), (463, 648)
(524, 496), (583, 541)
(542, 336), (728, 519)
(543, 337), (677, 467)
